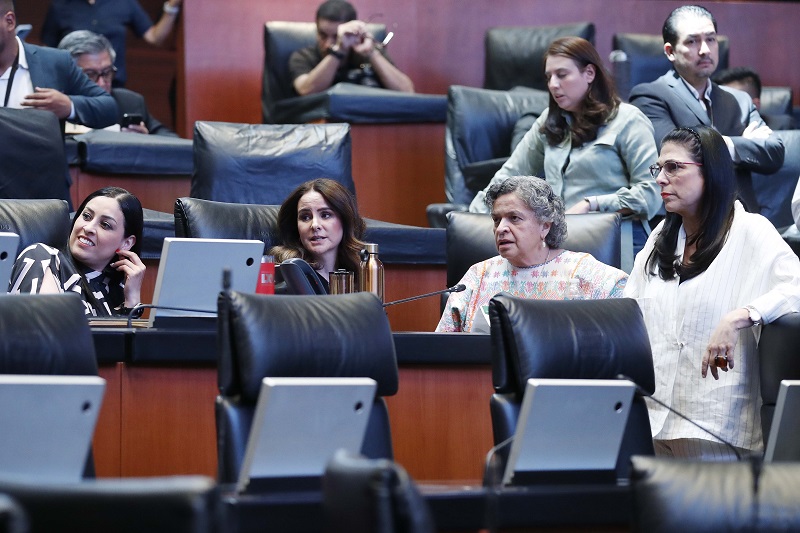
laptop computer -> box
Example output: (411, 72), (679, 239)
(0, 232), (20, 289)
(149, 238), (263, 328)
(502, 378), (635, 485)
(0, 375), (105, 484)
(237, 377), (377, 494)
(764, 380), (800, 462)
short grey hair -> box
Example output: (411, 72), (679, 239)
(57, 30), (117, 63)
(484, 176), (568, 248)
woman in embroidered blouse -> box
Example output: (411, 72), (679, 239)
(624, 126), (800, 459)
(8, 187), (145, 317)
(469, 36), (661, 253)
(437, 176), (627, 332)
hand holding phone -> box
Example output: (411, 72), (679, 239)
(120, 113), (143, 128)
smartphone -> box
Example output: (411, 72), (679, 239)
(120, 113), (143, 127)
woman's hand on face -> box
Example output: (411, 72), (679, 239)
(112, 249), (146, 306)
(702, 308), (750, 379)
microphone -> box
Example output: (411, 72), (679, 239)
(382, 284), (466, 308)
(126, 303), (215, 328)
(616, 374), (742, 460)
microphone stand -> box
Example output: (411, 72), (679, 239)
(382, 284), (466, 308)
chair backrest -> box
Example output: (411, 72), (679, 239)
(262, 21), (386, 124)
(215, 290), (398, 483)
(753, 130), (800, 229)
(611, 32), (730, 101)
(323, 450), (434, 533)
(488, 295), (655, 479)
(484, 23), (595, 91)
(0, 199), (70, 257)
(445, 85), (550, 205)
(756, 313), (800, 443)
(630, 456), (800, 533)
(0, 108), (71, 204)
(0, 475), (220, 533)
(0, 293), (98, 376)
(445, 211), (621, 287)
(191, 121), (354, 206)
(174, 197), (280, 254)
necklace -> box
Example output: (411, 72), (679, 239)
(521, 247), (551, 269)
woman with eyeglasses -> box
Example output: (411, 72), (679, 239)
(624, 125), (800, 460)
(470, 36), (661, 253)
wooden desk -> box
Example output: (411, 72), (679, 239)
(92, 332), (493, 483)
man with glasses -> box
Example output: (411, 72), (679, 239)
(58, 30), (176, 136)
(630, 4), (784, 212)
(0, 0), (116, 128)
(289, 0), (413, 96)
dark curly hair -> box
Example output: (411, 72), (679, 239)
(645, 126), (736, 282)
(270, 178), (366, 273)
(541, 36), (620, 148)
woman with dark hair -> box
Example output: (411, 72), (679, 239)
(270, 178), (366, 290)
(470, 36), (661, 251)
(9, 187), (145, 316)
(438, 176), (627, 332)
(625, 125), (800, 459)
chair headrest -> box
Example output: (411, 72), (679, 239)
(0, 293), (98, 375)
(489, 296), (654, 396)
(218, 291), (398, 402)
(174, 197), (280, 254)
(0, 199), (69, 256)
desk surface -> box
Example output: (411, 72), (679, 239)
(225, 482), (631, 532)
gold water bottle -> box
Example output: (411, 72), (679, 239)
(358, 243), (384, 302)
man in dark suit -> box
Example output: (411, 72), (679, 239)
(629, 5), (784, 211)
(58, 30), (177, 136)
(0, 0), (116, 128)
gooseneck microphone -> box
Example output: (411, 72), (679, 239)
(382, 284), (466, 308)
(616, 374), (742, 460)
(126, 303), (215, 328)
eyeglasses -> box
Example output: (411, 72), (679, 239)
(649, 160), (703, 179)
(83, 66), (117, 83)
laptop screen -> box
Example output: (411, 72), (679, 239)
(764, 380), (800, 462)
(0, 232), (20, 290)
(502, 378), (634, 485)
(237, 377), (376, 493)
(0, 375), (105, 484)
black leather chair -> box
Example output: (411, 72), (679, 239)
(0, 199), (69, 257)
(216, 291), (398, 483)
(630, 456), (800, 533)
(610, 32), (729, 101)
(0, 108), (71, 206)
(428, 85), (550, 220)
(262, 21), (386, 124)
(174, 198), (280, 254)
(757, 313), (800, 443)
(0, 494), (26, 533)
(488, 295), (655, 480)
(191, 121), (354, 206)
(0, 476), (221, 533)
(323, 450), (434, 533)
(484, 23), (595, 91)
(753, 130), (800, 229)
(445, 211), (623, 293)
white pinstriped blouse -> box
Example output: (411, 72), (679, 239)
(624, 203), (800, 452)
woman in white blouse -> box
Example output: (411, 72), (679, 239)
(625, 125), (800, 460)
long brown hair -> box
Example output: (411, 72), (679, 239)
(270, 179), (366, 272)
(541, 36), (620, 147)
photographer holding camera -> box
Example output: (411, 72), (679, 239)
(289, 0), (414, 96)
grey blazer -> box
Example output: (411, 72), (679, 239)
(630, 70), (785, 210)
(24, 42), (118, 129)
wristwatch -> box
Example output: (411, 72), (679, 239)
(327, 46), (345, 60)
(744, 305), (762, 327)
